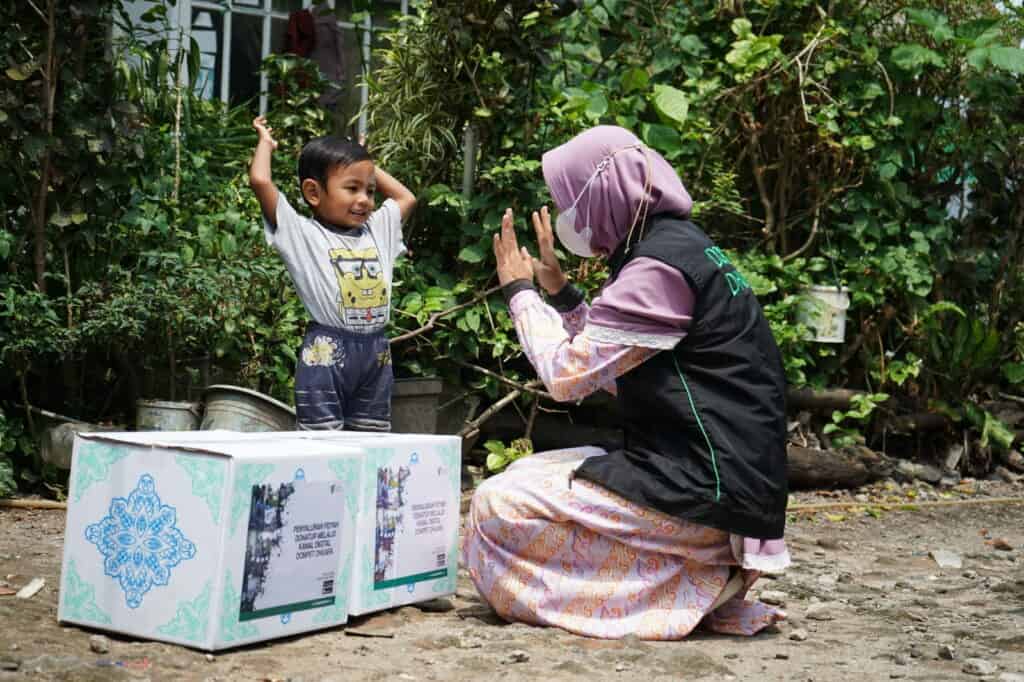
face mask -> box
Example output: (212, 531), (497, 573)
(554, 159), (607, 258)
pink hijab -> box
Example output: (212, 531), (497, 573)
(541, 126), (693, 255)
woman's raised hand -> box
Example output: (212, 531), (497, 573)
(531, 206), (568, 295)
(493, 209), (535, 286)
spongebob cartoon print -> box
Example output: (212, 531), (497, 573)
(329, 247), (388, 327)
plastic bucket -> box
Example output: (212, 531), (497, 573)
(798, 285), (850, 344)
(135, 399), (202, 431)
(200, 384), (296, 432)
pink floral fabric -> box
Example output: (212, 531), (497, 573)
(463, 448), (785, 640)
(509, 289), (658, 402)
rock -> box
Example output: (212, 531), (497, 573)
(896, 461), (943, 484)
(944, 444), (965, 473)
(894, 652), (911, 665)
(413, 598), (455, 613)
(775, 653), (790, 660)
(805, 603), (838, 621)
(929, 549), (963, 569)
(88, 635), (109, 655)
(817, 538), (842, 550)
(456, 637), (484, 650)
(996, 466), (1021, 483)
(724, 653), (739, 660)
(992, 538), (1014, 551)
(614, 662), (629, 672)
(963, 570), (978, 580)
(505, 650), (529, 664)
(0, 659), (19, 671)
(963, 658), (997, 676)
(205, 654), (215, 662)
(998, 673), (1024, 682)
(789, 628), (809, 642)
(938, 644), (956, 660)
(759, 590), (788, 606)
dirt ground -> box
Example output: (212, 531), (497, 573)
(1, 477), (1023, 682)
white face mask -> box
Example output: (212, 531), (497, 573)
(554, 159), (608, 258)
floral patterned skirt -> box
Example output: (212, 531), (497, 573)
(462, 447), (785, 640)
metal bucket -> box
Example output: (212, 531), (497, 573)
(136, 399), (202, 431)
(200, 384), (296, 432)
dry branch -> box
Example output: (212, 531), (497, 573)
(390, 284), (502, 345)
(451, 359), (553, 400)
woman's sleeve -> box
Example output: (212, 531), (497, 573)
(508, 290), (656, 402)
(507, 258), (696, 403)
(547, 283), (589, 338)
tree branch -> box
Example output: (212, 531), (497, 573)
(451, 359), (553, 400)
(390, 283), (502, 345)
(459, 381), (541, 438)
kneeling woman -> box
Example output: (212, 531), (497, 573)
(463, 126), (791, 640)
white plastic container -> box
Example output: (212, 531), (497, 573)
(59, 432), (362, 650)
(798, 285), (850, 344)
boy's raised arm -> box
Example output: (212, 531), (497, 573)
(250, 116), (280, 227)
(374, 166), (417, 223)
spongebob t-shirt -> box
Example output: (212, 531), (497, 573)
(265, 193), (405, 333)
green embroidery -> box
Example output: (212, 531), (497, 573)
(704, 246), (751, 296)
(230, 463), (275, 536)
(157, 581), (212, 644)
(61, 559), (112, 624)
(704, 246), (731, 268)
(72, 442), (128, 502)
(218, 570), (259, 643)
(176, 455), (228, 523)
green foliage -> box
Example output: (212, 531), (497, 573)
(823, 393), (890, 447)
(0, 408), (36, 498)
(2, 0), (1024, 490)
(484, 437), (534, 474)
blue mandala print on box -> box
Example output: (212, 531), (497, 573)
(85, 473), (196, 608)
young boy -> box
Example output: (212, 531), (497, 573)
(249, 116), (416, 431)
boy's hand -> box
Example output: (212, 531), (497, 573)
(253, 116), (278, 150)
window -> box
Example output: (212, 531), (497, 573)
(120, 0), (408, 136)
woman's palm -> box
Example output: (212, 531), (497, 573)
(532, 207), (567, 294)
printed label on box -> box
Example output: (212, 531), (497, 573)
(239, 480), (345, 621)
(373, 459), (450, 590)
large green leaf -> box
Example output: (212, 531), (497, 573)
(650, 84), (689, 126)
(621, 68), (649, 94)
(905, 9), (954, 44)
(640, 123), (683, 157)
(987, 47), (1024, 74)
(890, 44), (946, 71)
(457, 244), (487, 263)
(1004, 363), (1024, 385)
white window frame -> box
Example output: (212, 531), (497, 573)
(179, 0), (407, 135)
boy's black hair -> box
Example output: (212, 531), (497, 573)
(297, 135), (372, 191)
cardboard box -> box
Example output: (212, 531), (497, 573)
(289, 432), (462, 615)
(59, 433), (363, 650)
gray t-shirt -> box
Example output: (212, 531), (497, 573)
(265, 193), (405, 333)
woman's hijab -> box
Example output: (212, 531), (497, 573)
(541, 126), (693, 256)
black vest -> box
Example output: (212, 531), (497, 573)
(574, 216), (789, 539)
